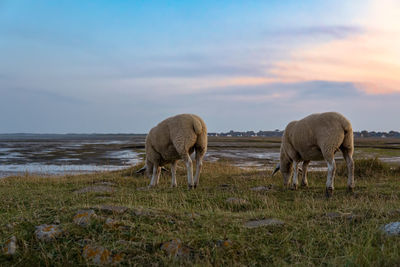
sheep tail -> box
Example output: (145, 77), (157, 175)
(341, 119), (354, 153)
(192, 118), (203, 135)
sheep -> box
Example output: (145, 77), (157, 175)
(136, 114), (207, 188)
(272, 112), (354, 197)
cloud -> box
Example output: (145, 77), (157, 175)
(265, 0), (400, 95)
(267, 25), (364, 39)
(0, 87), (87, 105)
(114, 61), (268, 79)
(202, 81), (361, 104)
(140, 80), (400, 131)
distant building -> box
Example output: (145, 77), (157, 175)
(208, 130), (400, 138)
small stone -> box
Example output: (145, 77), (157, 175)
(73, 210), (96, 227)
(226, 197), (248, 205)
(216, 239), (233, 248)
(105, 218), (122, 228)
(326, 212), (361, 222)
(160, 239), (192, 258)
(103, 218), (130, 230)
(105, 218), (117, 227)
(94, 205), (128, 214)
(82, 245), (112, 265)
(244, 219), (284, 228)
(2, 236), (17, 255)
(250, 186), (273, 192)
(74, 186), (114, 194)
(35, 224), (62, 241)
(133, 208), (153, 216)
(382, 222), (400, 236)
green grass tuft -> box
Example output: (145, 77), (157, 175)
(337, 158), (399, 178)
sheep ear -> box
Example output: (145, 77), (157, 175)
(272, 163), (280, 176)
(136, 166), (147, 174)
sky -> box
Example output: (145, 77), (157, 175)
(0, 0), (399, 133)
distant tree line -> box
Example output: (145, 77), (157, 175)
(208, 130), (400, 138)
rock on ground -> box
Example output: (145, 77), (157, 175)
(132, 208), (154, 216)
(382, 222), (400, 236)
(2, 236), (17, 255)
(244, 219), (284, 228)
(82, 245), (123, 265)
(216, 239), (233, 248)
(326, 212), (361, 222)
(160, 239), (192, 258)
(94, 205), (129, 214)
(250, 185), (274, 192)
(35, 224), (62, 241)
(73, 210), (96, 227)
(104, 218), (129, 230)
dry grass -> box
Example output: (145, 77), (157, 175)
(1, 160), (400, 266)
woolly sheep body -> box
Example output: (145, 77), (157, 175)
(140, 114), (207, 188)
(275, 112), (354, 197)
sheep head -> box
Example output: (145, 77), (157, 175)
(272, 163), (280, 176)
(136, 159), (153, 178)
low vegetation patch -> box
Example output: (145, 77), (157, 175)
(337, 157), (399, 178)
(1, 161), (400, 265)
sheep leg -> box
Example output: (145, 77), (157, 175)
(149, 164), (161, 187)
(325, 158), (336, 198)
(342, 150), (355, 192)
(183, 154), (194, 189)
(291, 161), (299, 190)
(193, 150), (205, 188)
(171, 161), (178, 188)
(281, 160), (293, 189)
(301, 161), (310, 187)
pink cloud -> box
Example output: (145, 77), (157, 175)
(268, 1), (400, 94)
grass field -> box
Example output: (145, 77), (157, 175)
(1, 158), (400, 266)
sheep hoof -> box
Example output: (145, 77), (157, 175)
(193, 184), (198, 189)
(188, 185), (194, 190)
(171, 184), (177, 188)
(291, 184), (298, 190)
(301, 182), (308, 188)
(325, 188), (333, 198)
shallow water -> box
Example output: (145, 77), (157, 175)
(0, 134), (145, 177)
(0, 163), (126, 177)
(0, 134), (399, 177)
